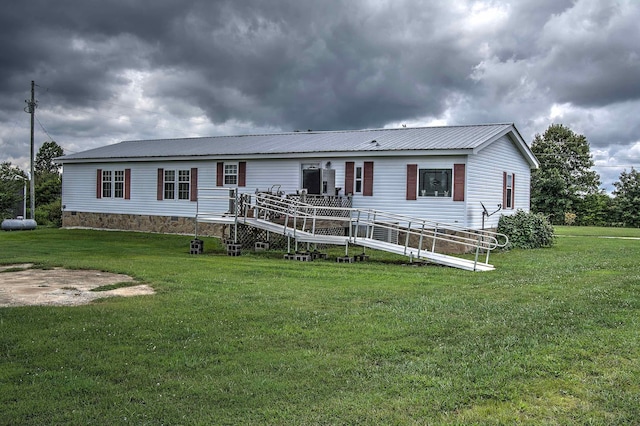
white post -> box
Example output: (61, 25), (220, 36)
(23, 179), (27, 219)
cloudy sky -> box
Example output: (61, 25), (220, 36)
(1, 0), (639, 191)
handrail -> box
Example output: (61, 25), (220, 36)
(196, 189), (508, 269)
(253, 192), (508, 250)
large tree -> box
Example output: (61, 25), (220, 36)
(530, 124), (601, 224)
(35, 141), (64, 177)
(34, 141), (64, 206)
(32, 141), (64, 226)
(612, 167), (640, 227)
(0, 162), (28, 219)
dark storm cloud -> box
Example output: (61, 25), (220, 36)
(140, 0), (480, 130)
(1, 0), (639, 191)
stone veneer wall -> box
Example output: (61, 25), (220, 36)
(62, 211), (224, 237)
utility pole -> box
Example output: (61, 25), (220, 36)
(25, 81), (37, 220)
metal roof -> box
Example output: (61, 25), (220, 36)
(57, 123), (536, 166)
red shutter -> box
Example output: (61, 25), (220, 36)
(157, 168), (164, 200)
(216, 162), (224, 187)
(453, 164), (465, 202)
(363, 161), (374, 196)
(511, 173), (515, 209)
(344, 162), (355, 195)
(96, 169), (102, 199)
(124, 169), (131, 200)
(190, 168), (198, 201)
(406, 164), (417, 200)
(503, 171), (507, 209)
(238, 162), (246, 187)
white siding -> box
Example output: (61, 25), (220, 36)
(346, 156), (469, 226)
(466, 135), (532, 228)
(62, 142), (533, 230)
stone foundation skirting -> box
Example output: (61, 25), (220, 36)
(62, 211), (223, 237)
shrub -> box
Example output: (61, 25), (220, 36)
(497, 210), (555, 249)
(35, 199), (62, 228)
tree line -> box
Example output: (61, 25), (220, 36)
(531, 124), (640, 227)
(1, 141), (63, 226)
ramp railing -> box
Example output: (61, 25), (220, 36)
(196, 189), (508, 270)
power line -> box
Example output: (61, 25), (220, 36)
(35, 116), (55, 141)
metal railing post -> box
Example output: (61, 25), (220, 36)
(432, 225), (438, 253)
(233, 189), (239, 243)
(194, 189), (200, 239)
(473, 235), (482, 271)
(404, 221), (411, 255)
(418, 222), (425, 258)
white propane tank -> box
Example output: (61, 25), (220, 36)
(1, 218), (38, 231)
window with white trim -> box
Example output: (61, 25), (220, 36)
(178, 170), (190, 200)
(418, 169), (452, 197)
(102, 170), (112, 198)
(98, 168), (130, 199)
(101, 170), (126, 199)
(114, 170), (124, 198)
(164, 169), (190, 200)
(355, 166), (363, 194)
(224, 164), (238, 185)
(505, 173), (513, 209)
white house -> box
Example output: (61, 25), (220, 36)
(56, 124), (538, 235)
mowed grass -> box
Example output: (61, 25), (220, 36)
(1, 227), (639, 424)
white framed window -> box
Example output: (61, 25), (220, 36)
(504, 172), (514, 209)
(163, 169), (190, 200)
(114, 170), (124, 198)
(102, 170), (112, 198)
(224, 164), (238, 185)
(101, 170), (125, 199)
(178, 170), (190, 200)
(164, 170), (176, 199)
(419, 169), (452, 197)
(98, 168), (129, 199)
(355, 166), (363, 194)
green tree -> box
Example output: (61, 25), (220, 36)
(33, 141), (64, 225)
(572, 191), (614, 226)
(531, 124), (601, 224)
(612, 167), (640, 227)
(0, 162), (28, 219)
(35, 141), (63, 176)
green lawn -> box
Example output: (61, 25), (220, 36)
(1, 227), (639, 424)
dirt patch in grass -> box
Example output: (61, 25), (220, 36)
(0, 264), (154, 307)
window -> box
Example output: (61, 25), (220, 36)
(216, 162), (246, 187)
(164, 170), (176, 199)
(345, 162), (374, 196)
(178, 170), (190, 200)
(419, 169), (451, 197)
(97, 169), (130, 199)
(355, 166), (363, 193)
(114, 170), (124, 198)
(224, 164), (238, 185)
(102, 170), (112, 198)
(163, 169), (190, 200)
(504, 172), (515, 209)
(157, 168), (197, 201)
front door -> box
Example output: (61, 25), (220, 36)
(302, 168), (321, 195)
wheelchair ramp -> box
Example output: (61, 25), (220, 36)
(196, 189), (506, 271)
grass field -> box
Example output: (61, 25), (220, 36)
(1, 227), (639, 424)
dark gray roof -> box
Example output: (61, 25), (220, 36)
(58, 123), (537, 166)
